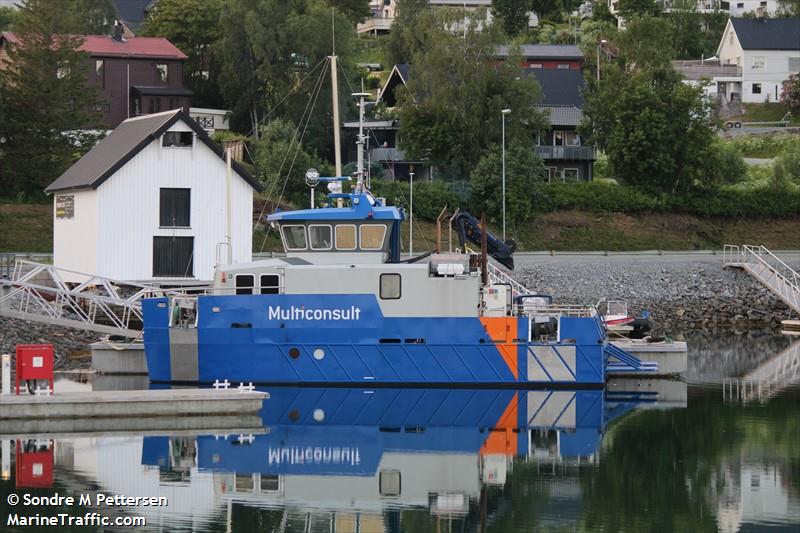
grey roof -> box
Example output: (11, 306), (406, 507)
(730, 18), (800, 50)
(536, 105), (583, 127)
(46, 110), (262, 193)
(496, 44), (584, 60)
(378, 64), (412, 106)
(525, 68), (585, 107)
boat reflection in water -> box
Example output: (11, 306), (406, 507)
(137, 387), (650, 527)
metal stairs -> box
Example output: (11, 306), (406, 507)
(604, 343), (659, 373)
(723, 245), (800, 315)
(0, 260), (177, 336)
(486, 261), (533, 298)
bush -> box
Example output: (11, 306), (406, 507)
(371, 179), (464, 220)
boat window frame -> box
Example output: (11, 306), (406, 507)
(281, 224), (308, 251)
(260, 274), (280, 295)
(308, 224), (333, 251)
(335, 224), (357, 251)
(380, 273), (401, 300)
(235, 274), (255, 295)
(360, 224), (387, 251)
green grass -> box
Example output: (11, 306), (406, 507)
(724, 132), (800, 159)
(5, 202), (799, 255)
(728, 102), (799, 126)
(0, 203), (52, 253)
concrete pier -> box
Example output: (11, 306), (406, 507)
(0, 389), (267, 420)
(90, 341), (147, 374)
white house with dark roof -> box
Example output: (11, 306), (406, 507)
(45, 109), (263, 283)
(717, 17), (800, 103)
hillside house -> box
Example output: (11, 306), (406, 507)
(674, 17), (800, 104)
(0, 27), (191, 128)
(45, 110), (262, 283)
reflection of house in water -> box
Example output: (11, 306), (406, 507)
(713, 460), (800, 532)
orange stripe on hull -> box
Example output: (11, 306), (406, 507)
(479, 317), (519, 379)
(479, 392), (518, 456)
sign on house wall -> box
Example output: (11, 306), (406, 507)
(55, 195), (74, 219)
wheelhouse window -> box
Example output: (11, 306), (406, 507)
(235, 274), (255, 295)
(360, 224), (387, 250)
(260, 274), (279, 294)
(162, 131), (193, 147)
(281, 225), (307, 250)
(308, 224), (332, 250)
(159, 188), (190, 227)
(335, 224), (357, 250)
(380, 273), (401, 300)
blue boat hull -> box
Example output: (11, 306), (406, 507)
(142, 295), (609, 385)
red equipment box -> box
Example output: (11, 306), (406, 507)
(15, 344), (54, 395)
(15, 440), (54, 488)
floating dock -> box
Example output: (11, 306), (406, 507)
(609, 339), (688, 376)
(0, 389), (267, 420)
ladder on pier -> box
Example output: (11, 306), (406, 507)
(723, 245), (800, 315)
(0, 260), (177, 336)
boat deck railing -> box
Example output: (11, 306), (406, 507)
(518, 304), (597, 318)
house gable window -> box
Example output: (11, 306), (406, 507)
(95, 59), (104, 88)
(752, 56), (765, 70)
(163, 131), (193, 147)
(159, 188), (190, 227)
(156, 63), (168, 82)
(752, 83), (762, 94)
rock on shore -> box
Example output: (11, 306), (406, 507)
(516, 260), (794, 334)
(0, 317), (98, 370)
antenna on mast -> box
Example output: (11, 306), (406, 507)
(330, 7), (343, 206)
(353, 92), (371, 192)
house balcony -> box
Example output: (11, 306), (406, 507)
(536, 145), (596, 161)
(370, 147), (413, 163)
(357, 17), (395, 34)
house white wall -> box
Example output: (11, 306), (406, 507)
(52, 189), (98, 283)
(92, 120), (253, 282)
(727, 0), (779, 17)
(740, 49), (800, 102)
(719, 21), (745, 67)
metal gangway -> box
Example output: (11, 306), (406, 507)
(0, 260), (179, 337)
(722, 339), (800, 404)
(723, 244), (800, 315)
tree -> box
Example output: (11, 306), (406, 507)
(615, 16), (675, 72)
(0, 6), (19, 31)
(325, 0), (371, 23)
(63, 0), (116, 34)
(250, 118), (334, 208)
(469, 141), (546, 229)
(0, 0), (102, 198)
(781, 73), (800, 117)
(396, 9), (546, 180)
(492, 0), (533, 37)
(585, 66), (719, 193)
(616, 0), (661, 20)
(385, 0), (431, 65)
(141, 0), (225, 108)
(216, 0), (358, 160)
(592, 0), (618, 25)
(777, 0), (800, 16)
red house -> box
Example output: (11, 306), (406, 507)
(495, 44), (584, 70)
(0, 26), (191, 129)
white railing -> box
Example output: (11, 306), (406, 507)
(520, 304), (597, 318)
(725, 244), (799, 314)
(0, 260), (184, 336)
(486, 261), (533, 297)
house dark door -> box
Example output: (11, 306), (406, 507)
(153, 236), (194, 277)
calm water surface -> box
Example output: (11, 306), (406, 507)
(1, 332), (798, 532)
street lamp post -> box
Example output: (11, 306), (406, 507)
(597, 39), (607, 82)
(409, 171), (414, 256)
(501, 108), (511, 241)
